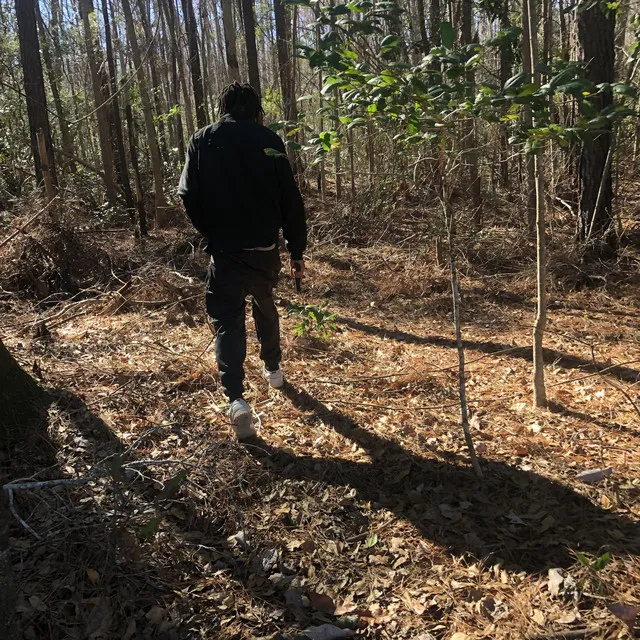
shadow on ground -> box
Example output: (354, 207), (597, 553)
(244, 382), (640, 575)
(337, 316), (640, 384)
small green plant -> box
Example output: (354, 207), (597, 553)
(288, 300), (337, 339)
(576, 550), (611, 574)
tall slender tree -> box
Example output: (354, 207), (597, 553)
(15, 0), (58, 189)
(101, 0), (135, 211)
(121, 0), (166, 209)
(241, 0), (262, 94)
(181, 0), (208, 127)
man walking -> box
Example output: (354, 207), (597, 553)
(179, 83), (307, 439)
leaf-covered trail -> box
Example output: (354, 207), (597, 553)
(4, 225), (640, 640)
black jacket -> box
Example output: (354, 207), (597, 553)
(178, 115), (307, 260)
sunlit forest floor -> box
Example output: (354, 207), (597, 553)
(2, 194), (639, 639)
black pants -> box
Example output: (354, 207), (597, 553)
(206, 248), (282, 401)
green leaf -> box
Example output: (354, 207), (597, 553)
(322, 77), (345, 95)
(264, 147), (286, 158)
(381, 34), (400, 50)
(593, 551), (611, 572)
(503, 71), (528, 91)
(364, 532), (378, 548)
(440, 21), (455, 50)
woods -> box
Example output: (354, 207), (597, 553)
(0, 0), (639, 638)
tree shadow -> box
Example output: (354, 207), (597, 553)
(243, 382), (639, 576)
(337, 315), (640, 384)
(7, 390), (203, 640)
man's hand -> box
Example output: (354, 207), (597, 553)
(290, 259), (305, 281)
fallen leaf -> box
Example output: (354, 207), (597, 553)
(334, 599), (356, 616)
(607, 603), (640, 630)
(309, 591), (336, 615)
(28, 595), (47, 612)
(576, 467), (613, 484)
(303, 623), (355, 639)
(556, 611), (578, 624)
(85, 598), (112, 638)
(532, 609), (545, 625)
(364, 532), (378, 548)
(86, 568), (100, 584)
(145, 605), (165, 625)
(451, 633), (470, 640)
(548, 568), (564, 597)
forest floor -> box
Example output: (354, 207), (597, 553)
(1, 195), (640, 640)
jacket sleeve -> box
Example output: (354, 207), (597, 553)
(178, 135), (209, 236)
(275, 140), (307, 260)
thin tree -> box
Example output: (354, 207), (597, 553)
(35, 3), (75, 174)
(181, 0), (208, 127)
(121, 0), (167, 209)
(461, 0), (481, 227)
(521, 0), (536, 234)
(15, 0), (58, 190)
(79, 0), (118, 204)
(241, 0), (262, 94)
(101, 0), (135, 212)
(526, 0), (548, 408)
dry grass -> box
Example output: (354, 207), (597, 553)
(1, 200), (639, 640)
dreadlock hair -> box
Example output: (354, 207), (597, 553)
(217, 82), (264, 122)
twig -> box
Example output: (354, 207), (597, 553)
(526, 628), (600, 640)
(547, 359), (640, 388)
(6, 488), (41, 540)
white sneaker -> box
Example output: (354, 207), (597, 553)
(227, 399), (257, 440)
(262, 366), (284, 389)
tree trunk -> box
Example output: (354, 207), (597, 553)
(240, 0), (261, 93)
(576, 3), (616, 259)
(121, 0), (167, 209)
(430, 0), (441, 46)
(221, 0), (241, 82)
(521, 0), (537, 234)
(15, 0), (58, 190)
(136, 0), (169, 160)
(415, 0), (429, 53)
(499, 0), (511, 187)
(35, 3), (75, 175)
(101, 0), (135, 213)
(80, 0), (118, 205)
(181, 0), (208, 128)
(461, 0), (481, 227)
(525, 0), (548, 409)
